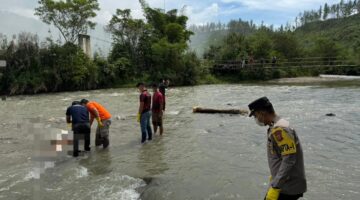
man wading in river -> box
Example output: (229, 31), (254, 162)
(151, 83), (164, 135)
(248, 97), (306, 200)
(136, 83), (152, 144)
(159, 79), (169, 111)
(66, 101), (90, 157)
(81, 99), (112, 148)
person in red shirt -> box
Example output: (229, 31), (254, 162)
(136, 83), (152, 144)
(151, 83), (164, 135)
(159, 79), (170, 111)
(80, 99), (112, 148)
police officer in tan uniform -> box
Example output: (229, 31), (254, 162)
(248, 97), (307, 200)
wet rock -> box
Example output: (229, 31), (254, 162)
(115, 115), (126, 120)
(142, 177), (153, 185)
(326, 113), (336, 117)
(0, 137), (13, 140)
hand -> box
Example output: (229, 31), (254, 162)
(137, 113), (141, 123)
(96, 117), (104, 128)
(265, 187), (280, 200)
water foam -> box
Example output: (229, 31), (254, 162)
(75, 166), (89, 178)
(109, 92), (124, 97)
(90, 174), (146, 200)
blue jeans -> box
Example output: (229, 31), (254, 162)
(140, 111), (152, 143)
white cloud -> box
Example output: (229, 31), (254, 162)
(0, 0), (345, 26)
(95, 0), (166, 24)
(186, 3), (220, 25)
(221, 0), (340, 11)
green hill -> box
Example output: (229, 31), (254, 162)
(295, 13), (360, 50)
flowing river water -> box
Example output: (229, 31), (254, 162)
(0, 79), (359, 200)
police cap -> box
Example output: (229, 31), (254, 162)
(248, 96), (274, 117)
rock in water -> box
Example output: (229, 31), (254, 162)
(326, 113), (336, 117)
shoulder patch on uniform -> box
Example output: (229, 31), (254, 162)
(271, 127), (297, 156)
(274, 130), (283, 141)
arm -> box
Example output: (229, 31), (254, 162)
(90, 114), (94, 126)
(91, 108), (103, 127)
(66, 115), (71, 123)
(92, 108), (100, 119)
(159, 96), (164, 114)
(87, 104), (99, 126)
(138, 102), (144, 114)
(65, 107), (71, 123)
(271, 153), (297, 189)
(270, 128), (297, 189)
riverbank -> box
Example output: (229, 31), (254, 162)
(2, 65), (360, 97)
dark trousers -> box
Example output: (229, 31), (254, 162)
(265, 193), (303, 200)
(279, 193), (303, 200)
(73, 123), (90, 157)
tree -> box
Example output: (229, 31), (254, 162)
(312, 37), (340, 59)
(342, 0), (353, 17)
(339, 0), (345, 16)
(272, 33), (301, 59)
(250, 32), (272, 59)
(107, 8), (149, 64)
(336, 4), (341, 18)
(323, 3), (330, 20)
(35, 0), (100, 43)
(356, 0), (360, 13)
(330, 4), (337, 17)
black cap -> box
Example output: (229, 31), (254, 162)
(136, 82), (144, 87)
(152, 83), (158, 88)
(72, 101), (80, 105)
(248, 97), (274, 117)
(80, 99), (89, 104)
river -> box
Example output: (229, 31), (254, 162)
(0, 79), (359, 200)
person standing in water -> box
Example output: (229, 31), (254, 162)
(136, 83), (152, 144)
(80, 99), (112, 148)
(66, 101), (90, 157)
(158, 79), (169, 111)
(248, 97), (307, 200)
(151, 83), (164, 135)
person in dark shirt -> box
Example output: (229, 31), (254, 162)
(66, 101), (90, 157)
(159, 79), (166, 96)
(151, 83), (164, 135)
(136, 83), (152, 144)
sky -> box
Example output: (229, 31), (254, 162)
(0, 0), (342, 26)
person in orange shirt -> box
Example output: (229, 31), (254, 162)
(80, 99), (112, 148)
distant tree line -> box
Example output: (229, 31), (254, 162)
(203, 25), (358, 63)
(189, 19), (259, 34)
(295, 0), (360, 27)
(190, 0), (360, 33)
